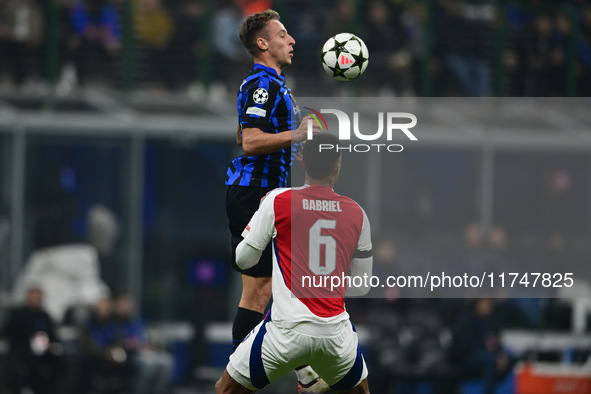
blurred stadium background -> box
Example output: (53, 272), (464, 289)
(0, 0), (590, 393)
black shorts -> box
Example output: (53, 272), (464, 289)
(226, 185), (274, 277)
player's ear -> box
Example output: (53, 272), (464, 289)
(257, 37), (268, 51)
(332, 159), (342, 181)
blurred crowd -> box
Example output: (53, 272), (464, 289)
(1, 288), (175, 394)
(0, 0), (210, 93)
(0, 0), (590, 96)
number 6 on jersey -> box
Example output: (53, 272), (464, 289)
(308, 219), (337, 275)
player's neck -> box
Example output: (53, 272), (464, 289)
(254, 58), (282, 75)
(304, 175), (334, 188)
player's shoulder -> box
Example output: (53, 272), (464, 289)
(260, 187), (291, 204)
(334, 192), (367, 215)
(239, 76), (281, 108)
(258, 188), (292, 216)
(330, 189), (358, 205)
(268, 187), (292, 200)
(241, 69), (283, 92)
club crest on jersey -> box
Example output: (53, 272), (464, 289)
(253, 88), (269, 104)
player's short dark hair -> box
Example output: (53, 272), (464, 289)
(302, 133), (342, 180)
(239, 9), (280, 56)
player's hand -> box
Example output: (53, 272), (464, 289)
(293, 115), (321, 143)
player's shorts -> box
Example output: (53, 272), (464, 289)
(226, 185), (274, 277)
(226, 312), (368, 391)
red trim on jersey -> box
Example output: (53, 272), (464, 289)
(273, 191), (293, 290)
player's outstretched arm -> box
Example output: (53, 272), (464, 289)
(241, 115), (320, 156)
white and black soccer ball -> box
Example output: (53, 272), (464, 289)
(321, 33), (369, 81)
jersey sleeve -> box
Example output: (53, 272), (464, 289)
(240, 189), (280, 251)
(346, 208), (373, 296)
(240, 78), (280, 132)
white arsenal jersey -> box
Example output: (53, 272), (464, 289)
(242, 185), (372, 330)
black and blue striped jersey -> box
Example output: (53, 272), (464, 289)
(225, 64), (302, 188)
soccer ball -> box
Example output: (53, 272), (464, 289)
(321, 33), (369, 81)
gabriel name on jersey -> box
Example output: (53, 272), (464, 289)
(302, 198), (343, 212)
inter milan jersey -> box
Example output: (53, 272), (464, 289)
(225, 64), (302, 188)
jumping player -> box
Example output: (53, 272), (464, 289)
(224, 9), (322, 391)
(217, 133), (373, 394)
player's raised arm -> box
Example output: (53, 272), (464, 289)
(241, 115), (320, 156)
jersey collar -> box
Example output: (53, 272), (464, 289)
(303, 184), (334, 190)
(254, 63), (285, 81)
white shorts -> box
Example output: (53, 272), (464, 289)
(227, 313), (368, 391)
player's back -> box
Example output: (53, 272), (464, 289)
(270, 185), (369, 329)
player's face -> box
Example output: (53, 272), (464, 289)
(264, 20), (295, 68)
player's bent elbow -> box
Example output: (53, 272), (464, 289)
(235, 240), (263, 270)
(357, 286), (371, 296)
(235, 253), (253, 270)
(242, 142), (256, 157)
(345, 285), (371, 297)
(358, 286), (371, 296)
(242, 141), (266, 157)
(240, 130), (261, 156)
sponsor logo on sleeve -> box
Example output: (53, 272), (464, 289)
(246, 107), (267, 117)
